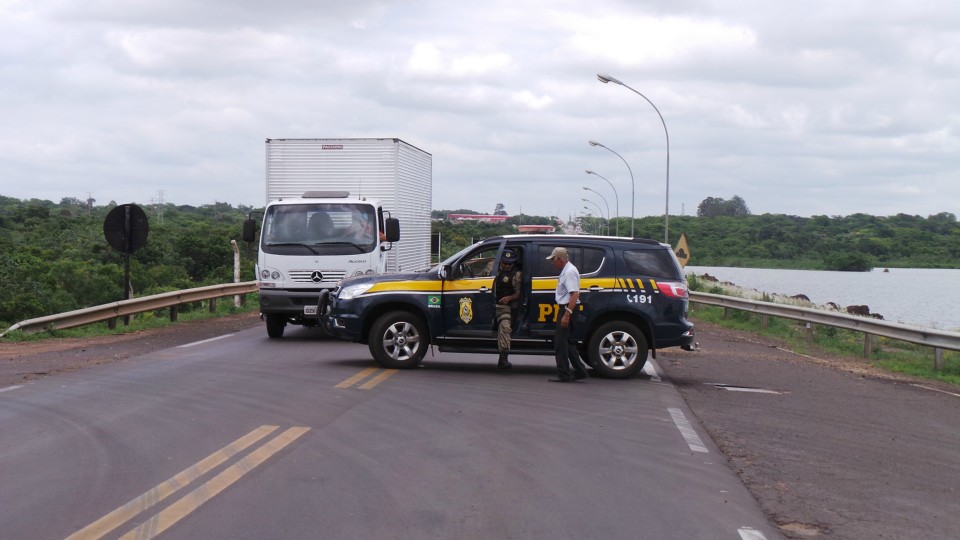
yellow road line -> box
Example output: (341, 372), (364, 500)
(119, 426), (310, 540)
(358, 369), (398, 390)
(334, 367), (380, 388)
(66, 425), (278, 540)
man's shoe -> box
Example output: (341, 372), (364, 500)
(573, 372), (588, 380)
(547, 377), (574, 383)
(497, 353), (512, 370)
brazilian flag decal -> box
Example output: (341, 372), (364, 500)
(428, 295), (441, 308)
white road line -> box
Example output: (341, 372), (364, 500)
(177, 334), (234, 348)
(911, 384), (960, 398)
(738, 526), (768, 539)
(668, 407), (708, 453)
(643, 356), (662, 382)
(0, 385), (23, 393)
(706, 383), (781, 394)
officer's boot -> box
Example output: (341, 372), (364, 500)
(497, 352), (512, 369)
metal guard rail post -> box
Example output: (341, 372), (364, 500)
(1, 281), (259, 338)
(689, 292), (960, 369)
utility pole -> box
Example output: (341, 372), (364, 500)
(154, 190), (165, 224)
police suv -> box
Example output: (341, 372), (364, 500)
(321, 234), (694, 379)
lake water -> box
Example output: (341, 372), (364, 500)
(685, 266), (960, 332)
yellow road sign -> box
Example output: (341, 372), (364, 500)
(674, 233), (690, 268)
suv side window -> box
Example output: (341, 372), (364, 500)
(534, 245), (605, 276)
(622, 249), (682, 280)
(459, 246), (500, 278)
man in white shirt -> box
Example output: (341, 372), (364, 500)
(546, 247), (588, 382)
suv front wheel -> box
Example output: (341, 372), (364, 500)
(587, 321), (648, 379)
(369, 311), (428, 369)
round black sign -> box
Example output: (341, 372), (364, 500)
(103, 204), (149, 253)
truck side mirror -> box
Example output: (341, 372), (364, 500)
(384, 218), (400, 242)
(242, 218), (257, 243)
(439, 264), (450, 280)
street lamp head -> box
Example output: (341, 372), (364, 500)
(582, 186), (589, 190)
(585, 169), (594, 175)
(597, 73), (622, 85)
(588, 140), (602, 148)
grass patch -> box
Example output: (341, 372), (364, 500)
(2, 294), (259, 342)
(688, 302), (960, 387)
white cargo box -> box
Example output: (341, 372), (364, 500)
(265, 138), (432, 273)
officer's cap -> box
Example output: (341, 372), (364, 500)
(501, 249), (518, 265)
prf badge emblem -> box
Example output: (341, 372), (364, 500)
(459, 297), (473, 324)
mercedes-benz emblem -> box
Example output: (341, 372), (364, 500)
(310, 271), (324, 283)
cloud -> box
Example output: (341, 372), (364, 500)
(0, 0), (956, 221)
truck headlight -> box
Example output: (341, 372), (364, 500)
(260, 269), (282, 280)
(338, 283), (374, 300)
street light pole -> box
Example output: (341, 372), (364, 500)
(581, 201), (605, 235)
(588, 140), (635, 237)
(597, 73), (670, 244)
(585, 170), (619, 237)
(582, 187), (610, 235)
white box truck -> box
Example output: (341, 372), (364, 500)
(243, 138), (432, 338)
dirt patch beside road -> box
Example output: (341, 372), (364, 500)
(0, 312), (262, 387)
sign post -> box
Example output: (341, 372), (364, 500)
(103, 204), (149, 325)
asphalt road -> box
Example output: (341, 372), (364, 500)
(655, 324), (960, 539)
(2, 317), (958, 539)
(0, 322), (778, 540)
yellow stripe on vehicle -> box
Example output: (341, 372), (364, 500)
(366, 278), (493, 294)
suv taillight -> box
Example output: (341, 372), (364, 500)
(656, 280), (689, 299)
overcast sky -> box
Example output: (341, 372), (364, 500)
(2, 0), (957, 222)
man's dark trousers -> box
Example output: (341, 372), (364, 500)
(554, 312), (587, 380)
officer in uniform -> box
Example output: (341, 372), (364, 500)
(493, 249), (522, 369)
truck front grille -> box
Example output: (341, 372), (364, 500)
(288, 270), (347, 285)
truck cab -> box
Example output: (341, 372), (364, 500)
(244, 191), (398, 338)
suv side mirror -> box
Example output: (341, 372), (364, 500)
(384, 218), (400, 242)
(242, 218), (256, 243)
(439, 264), (450, 280)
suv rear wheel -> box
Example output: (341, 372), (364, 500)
(587, 321), (648, 379)
(369, 311), (428, 369)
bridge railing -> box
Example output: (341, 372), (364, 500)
(1, 281), (258, 338)
(690, 291), (960, 370)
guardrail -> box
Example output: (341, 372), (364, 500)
(690, 291), (960, 370)
(4, 283), (956, 371)
(0, 281), (258, 338)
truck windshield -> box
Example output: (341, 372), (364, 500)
(262, 203), (379, 255)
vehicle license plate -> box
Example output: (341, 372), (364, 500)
(304, 305), (318, 316)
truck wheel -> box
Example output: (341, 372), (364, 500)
(369, 311), (428, 369)
(266, 315), (286, 339)
(587, 321), (648, 379)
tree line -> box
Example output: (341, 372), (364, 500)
(0, 195), (257, 328)
(2, 195), (957, 327)
(432, 207), (960, 271)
